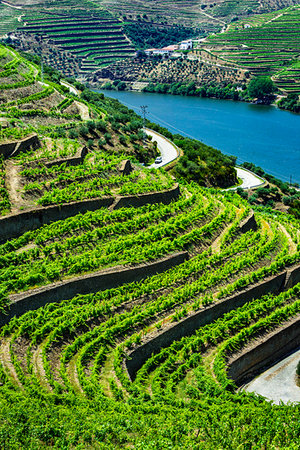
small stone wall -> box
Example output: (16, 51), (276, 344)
(113, 184), (180, 209)
(44, 146), (88, 169)
(227, 316), (300, 385)
(0, 251), (188, 327)
(0, 184), (180, 243)
(239, 210), (257, 233)
(125, 271), (287, 380)
(0, 197), (114, 243)
(285, 264), (300, 290)
(0, 134), (40, 158)
(0, 141), (15, 158)
(119, 159), (132, 176)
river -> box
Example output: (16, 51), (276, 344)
(96, 89), (300, 184)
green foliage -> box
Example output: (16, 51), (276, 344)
(205, 6), (300, 97)
(143, 81), (240, 100)
(247, 76), (276, 98)
(1, 43), (300, 450)
(0, 156), (10, 215)
(278, 93), (300, 113)
(123, 22), (201, 50)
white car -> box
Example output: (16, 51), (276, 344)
(155, 156), (162, 164)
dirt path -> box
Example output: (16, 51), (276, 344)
(211, 222), (232, 254)
(60, 80), (79, 96)
(2, 1), (22, 9)
(5, 160), (28, 212)
(74, 101), (90, 120)
(66, 354), (84, 393)
(198, 10), (226, 24)
(0, 338), (23, 387)
(265, 12), (283, 25)
(32, 343), (53, 392)
(278, 223), (297, 254)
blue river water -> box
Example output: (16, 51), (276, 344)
(96, 89), (300, 184)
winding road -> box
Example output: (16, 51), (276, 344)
(145, 128), (265, 189)
(145, 128), (179, 169)
(60, 80), (79, 96)
(243, 348), (300, 405)
(230, 167), (265, 190)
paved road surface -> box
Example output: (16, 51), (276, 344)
(60, 80), (79, 96)
(144, 129), (179, 168)
(243, 348), (300, 404)
(230, 167), (265, 190)
(145, 128), (265, 190)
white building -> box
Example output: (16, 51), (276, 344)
(180, 40), (193, 50)
(145, 45), (178, 57)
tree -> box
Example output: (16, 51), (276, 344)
(87, 139), (94, 149)
(247, 76), (276, 98)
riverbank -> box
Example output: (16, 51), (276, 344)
(90, 79), (299, 114)
(94, 88), (300, 185)
(145, 127), (265, 190)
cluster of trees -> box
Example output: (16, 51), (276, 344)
(239, 162), (300, 217)
(101, 80), (127, 91)
(174, 138), (237, 187)
(147, 121), (237, 188)
(278, 93), (300, 113)
(247, 76), (276, 99)
(143, 81), (241, 100)
(123, 22), (200, 49)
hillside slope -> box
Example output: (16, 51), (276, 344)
(0, 43), (299, 448)
(1, 0), (135, 76)
(2, 0), (300, 79)
(201, 5), (300, 93)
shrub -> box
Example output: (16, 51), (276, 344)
(79, 125), (88, 136)
(87, 139), (94, 149)
(247, 77), (276, 98)
(68, 129), (79, 139)
(104, 133), (112, 143)
(119, 135), (127, 146)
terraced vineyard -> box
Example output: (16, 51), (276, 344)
(202, 5), (300, 93)
(0, 44), (300, 447)
(100, 0), (299, 26)
(0, 3), (22, 36)
(0, 44), (167, 210)
(15, 11), (135, 75)
(0, 0), (135, 76)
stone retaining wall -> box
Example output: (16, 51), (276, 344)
(0, 197), (114, 243)
(285, 264), (300, 290)
(125, 271), (287, 380)
(0, 134), (40, 158)
(0, 251), (188, 328)
(113, 184), (180, 209)
(227, 316), (300, 385)
(239, 210), (257, 233)
(44, 146), (88, 169)
(0, 184), (180, 243)
(0, 141), (15, 158)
